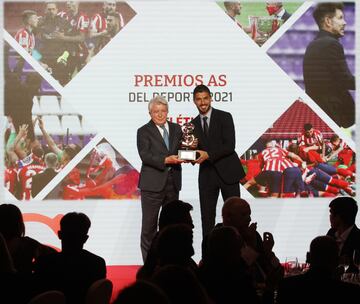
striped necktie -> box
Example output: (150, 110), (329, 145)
(160, 125), (169, 150)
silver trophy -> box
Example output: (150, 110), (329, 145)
(178, 122), (198, 161)
(248, 16), (282, 46)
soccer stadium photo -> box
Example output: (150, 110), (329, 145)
(217, 1), (302, 46)
(267, 2), (355, 129)
(44, 139), (140, 200)
(4, 1), (136, 86)
(4, 41), (96, 200)
(240, 99), (356, 198)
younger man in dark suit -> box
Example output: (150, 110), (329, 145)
(191, 84), (245, 239)
(137, 96), (183, 261)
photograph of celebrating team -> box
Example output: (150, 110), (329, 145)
(4, 42), (96, 200)
(4, 1), (136, 85)
(44, 139), (140, 200)
(240, 100), (356, 198)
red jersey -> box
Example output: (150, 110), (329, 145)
(14, 28), (35, 54)
(90, 13), (107, 33)
(5, 167), (17, 194)
(241, 159), (261, 181)
(298, 129), (323, 147)
(18, 163), (45, 200)
(90, 11), (124, 33)
(259, 147), (295, 172)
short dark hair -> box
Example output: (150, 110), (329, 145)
(313, 3), (344, 28)
(60, 212), (91, 237)
(32, 145), (44, 159)
(193, 85), (211, 100)
(309, 235), (338, 269)
(330, 134), (340, 143)
(0, 204), (25, 239)
(22, 10), (37, 25)
(64, 145), (79, 160)
(304, 123), (313, 131)
(159, 200), (193, 231)
(329, 197), (358, 226)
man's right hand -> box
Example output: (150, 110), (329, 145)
(165, 155), (183, 164)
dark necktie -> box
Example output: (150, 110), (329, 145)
(203, 116), (209, 137)
(160, 125), (169, 150)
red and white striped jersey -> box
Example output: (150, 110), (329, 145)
(327, 138), (347, 151)
(90, 11), (124, 33)
(58, 11), (89, 33)
(14, 28), (35, 54)
(259, 147), (295, 172)
(90, 13), (107, 33)
(18, 163), (45, 200)
(298, 129), (323, 147)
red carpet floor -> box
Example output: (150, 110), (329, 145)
(107, 265), (141, 301)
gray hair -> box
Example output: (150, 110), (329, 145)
(148, 95), (168, 112)
(45, 152), (58, 169)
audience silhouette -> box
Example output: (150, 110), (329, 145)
(137, 200), (194, 280)
(199, 226), (259, 304)
(327, 197), (360, 273)
(0, 204), (55, 274)
(1, 196), (360, 304)
(277, 235), (360, 304)
(113, 280), (170, 304)
(34, 212), (106, 304)
(152, 265), (211, 304)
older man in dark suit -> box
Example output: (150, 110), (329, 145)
(303, 3), (355, 128)
(191, 85), (245, 239)
(137, 96), (183, 261)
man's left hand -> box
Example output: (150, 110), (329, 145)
(194, 150), (209, 164)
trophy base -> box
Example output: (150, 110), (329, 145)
(178, 150), (197, 161)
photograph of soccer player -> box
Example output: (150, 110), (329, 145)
(44, 139), (140, 200)
(217, 1), (301, 46)
(4, 1), (136, 86)
(267, 2), (355, 131)
(240, 100), (355, 198)
(4, 42), (96, 200)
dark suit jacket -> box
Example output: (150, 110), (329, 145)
(31, 168), (57, 198)
(303, 30), (355, 127)
(192, 108), (245, 186)
(34, 250), (106, 304)
(137, 120), (182, 192)
(281, 10), (291, 22)
(327, 225), (360, 258)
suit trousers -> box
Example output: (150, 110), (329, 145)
(199, 165), (240, 239)
(140, 171), (179, 262)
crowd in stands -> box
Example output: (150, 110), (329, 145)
(1, 196), (360, 303)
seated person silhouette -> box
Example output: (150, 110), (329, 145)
(0, 204), (55, 274)
(277, 236), (360, 304)
(34, 212), (106, 304)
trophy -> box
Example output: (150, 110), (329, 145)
(248, 16), (283, 46)
(178, 122), (198, 161)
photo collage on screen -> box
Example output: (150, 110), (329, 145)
(3, 1), (138, 201)
(234, 2), (356, 199)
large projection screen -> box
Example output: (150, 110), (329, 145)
(1, 1), (359, 267)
